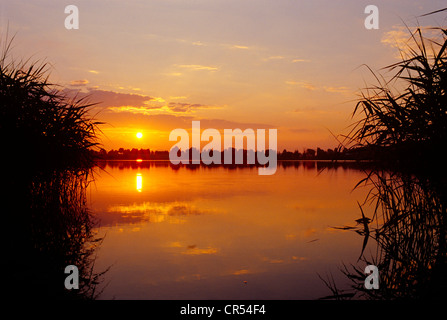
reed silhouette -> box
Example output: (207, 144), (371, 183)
(342, 25), (447, 167)
(1, 36), (106, 299)
(323, 18), (447, 300)
(322, 170), (447, 300)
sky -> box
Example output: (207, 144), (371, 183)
(1, 0), (446, 151)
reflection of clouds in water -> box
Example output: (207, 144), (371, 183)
(262, 256), (308, 264)
(90, 163), (368, 299)
(303, 228), (317, 238)
(182, 247), (218, 255)
(165, 241), (218, 255)
(232, 269), (251, 276)
(101, 201), (218, 226)
(285, 228), (317, 240)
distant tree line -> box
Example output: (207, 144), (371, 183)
(91, 146), (372, 161)
(92, 148), (169, 160)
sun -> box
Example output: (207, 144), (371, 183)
(136, 132), (143, 139)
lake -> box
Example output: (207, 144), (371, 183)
(88, 160), (373, 299)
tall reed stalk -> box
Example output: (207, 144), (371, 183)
(344, 26), (447, 165)
(1, 35), (106, 299)
(0, 36), (101, 174)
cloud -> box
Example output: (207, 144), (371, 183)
(192, 41), (206, 46)
(286, 81), (316, 90)
(164, 72), (183, 77)
(62, 88), (155, 108)
(107, 106), (161, 115)
(381, 27), (409, 49)
(231, 44), (250, 50)
(292, 59), (310, 63)
(286, 81), (350, 94)
(198, 118), (276, 130)
(70, 79), (89, 86)
(101, 110), (275, 132)
(61, 87), (275, 136)
(381, 25), (442, 58)
(107, 102), (218, 115)
(167, 102), (218, 113)
(323, 86), (350, 94)
(88, 70), (99, 74)
(264, 55), (285, 61)
(62, 87), (219, 116)
(169, 96), (188, 100)
(177, 64), (219, 71)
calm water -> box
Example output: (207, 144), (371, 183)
(88, 161), (372, 299)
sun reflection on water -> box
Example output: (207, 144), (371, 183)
(136, 173), (142, 192)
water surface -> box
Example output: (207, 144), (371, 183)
(89, 161), (371, 299)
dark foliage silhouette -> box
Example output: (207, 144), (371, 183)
(1, 36), (106, 299)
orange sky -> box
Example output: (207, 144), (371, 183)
(1, 1), (445, 151)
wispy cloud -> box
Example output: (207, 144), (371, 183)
(285, 81), (316, 90)
(192, 41), (206, 46)
(264, 55), (285, 61)
(169, 96), (188, 100)
(168, 102), (219, 113)
(152, 97), (166, 103)
(381, 25), (442, 58)
(107, 106), (161, 116)
(70, 79), (89, 86)
(381, 26), (411, 54)
(107, 101), (219, 115)
(164, 72), (183, 77)
(62, 87), (154, 107)
(292, 59), (311, 63)
(323, 86), (350, 94)
(231, 44), (250, 50)
(177, 64), (219, 71)
(63, 86), (222, 116)
(286, 81), (350, 94)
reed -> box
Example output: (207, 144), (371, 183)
(0, 35), (102, 175)
(323, 15), (447, 299)
(343, 26), (447, 165)
(327, 170), (447, 300)
(1, 35), (106, 299)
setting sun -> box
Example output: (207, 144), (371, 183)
(136, 132), (143, 139)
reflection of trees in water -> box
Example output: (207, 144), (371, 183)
(7, 169), (106, 299)
(97, 159), (369, 172)
(324, 169), (447, 300)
